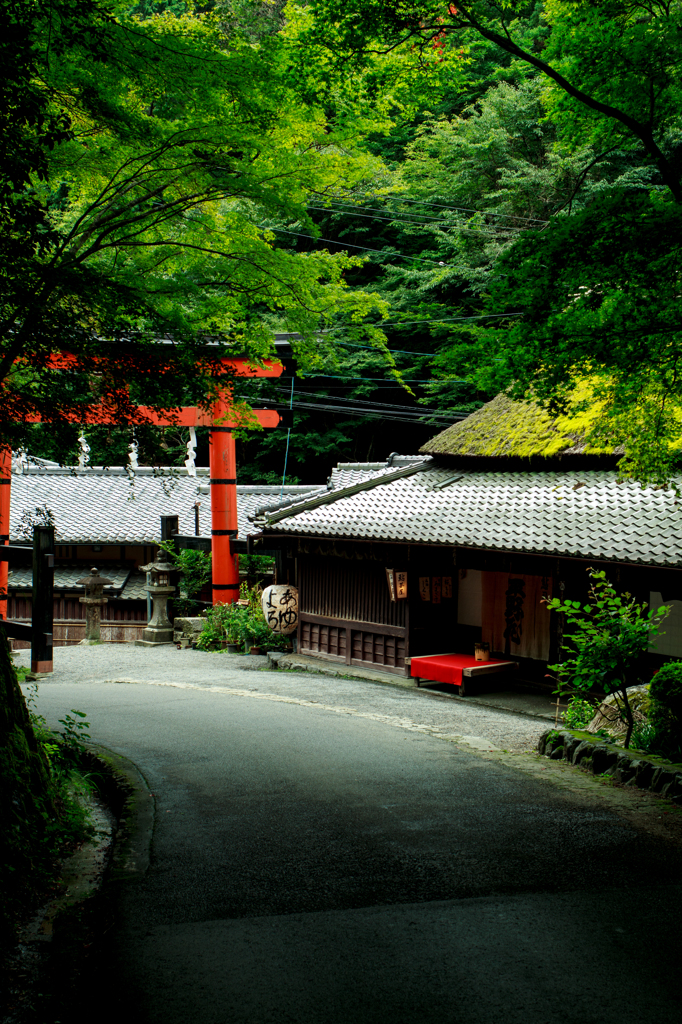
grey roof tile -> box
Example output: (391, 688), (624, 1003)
(258, 467), (682, 568)
(8, 468), (323, 544)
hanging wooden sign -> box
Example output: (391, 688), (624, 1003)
(432, 576), (442, 604)
(386, 569), (408, 601)
(442, 576), (452, 599)
(419, 577), (431, 602)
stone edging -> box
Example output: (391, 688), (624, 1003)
(538, 728), (682, 802)
(84, 743), (155, 880)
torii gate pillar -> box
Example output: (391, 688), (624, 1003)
(209, 400), (239, 605)
(0, 447), (10, 620)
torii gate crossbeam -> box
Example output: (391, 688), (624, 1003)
(0, 355), (284, 625)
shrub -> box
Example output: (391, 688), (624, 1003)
(546, 568), (670, 748)
(563, 697), (596, 730)
(197, 585), (292, 651)
(649, 661), (682, 714)
(642, 661), (682, 759)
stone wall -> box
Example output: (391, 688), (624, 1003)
(538, 729), (682, 802)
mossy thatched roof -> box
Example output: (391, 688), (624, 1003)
(420, 394), (617, 459)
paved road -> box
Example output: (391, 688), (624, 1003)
(24, 649), (682, 1024)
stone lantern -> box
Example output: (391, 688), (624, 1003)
(138, 547), (176, 646)
(77, 567), (114, 644)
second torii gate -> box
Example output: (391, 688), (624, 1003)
(0, 353), (285, 619)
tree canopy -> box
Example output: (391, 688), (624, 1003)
(7, 0), (682, 485)
(0, 0), (388, 450)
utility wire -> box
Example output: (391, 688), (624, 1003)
(307, 374), (434, 382)
(271, 386), (467, 410)
(259, 398), (464, 425)
(358, 313), (519, 326)
(312, 204), (518, 234)
(368, 194), (549, 225)
(280, 376), (294, 497)
(267, 227), (447, 266)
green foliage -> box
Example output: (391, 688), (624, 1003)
(239, 553), (275, 576)
(641, 661), (682, 759)
(1, 640), (95, 946)
(649, 661), (682, 712)
(476, 192), (682, 485)
(0, 0), (388, 449)
(546, 568), (670, 748)
(562, 696), (595, 731)
(298, 0), (682, 487)
(159, 539), (211, 613)
(197, 585), (291, 650)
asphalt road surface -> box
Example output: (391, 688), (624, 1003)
(26, 651), (682, 1024)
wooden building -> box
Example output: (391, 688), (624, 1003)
(7, 459), (320, 646)
(251, 397), (682, 679)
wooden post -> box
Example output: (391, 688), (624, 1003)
(209, 401), (239, 605)
(0, 447), (9, 620)
(160, 515), (179, 546)
(31, 525), (54, 675)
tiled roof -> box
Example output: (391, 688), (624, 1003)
(9, 565), (131, 593)
(329, 456), (426, 489)
(8, 564), (148, 601)
(254, 463), (682, 568)
(8, 467), (322, 544)
(120, 572), (148, 601)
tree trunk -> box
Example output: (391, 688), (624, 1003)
(621, 685), (635, 749)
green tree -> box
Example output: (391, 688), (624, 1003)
(477, 192), (682, 485)
(304, 0), (682, 201)
(300, 1), (682, 481)
(1, 0), (386, 452)
(546, 569), (670, 749)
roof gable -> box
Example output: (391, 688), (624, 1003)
(420, 393), (619, 460)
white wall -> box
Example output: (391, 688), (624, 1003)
(650, 592), (682, 657)
(457, 569), (482, 626)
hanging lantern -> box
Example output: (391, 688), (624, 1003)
(261, 585), (299, 635)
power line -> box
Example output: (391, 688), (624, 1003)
(375, 312), (519, 325)
(315, 203), (519, 233)
(370, 194), (549, 225)
(271, 386), (467, 409)
(307, 374), (434, 382)
(257, 398), (465, 425)
(266, 227), (447, 266)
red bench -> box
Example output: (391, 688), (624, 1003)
(407, 653), (517, 696)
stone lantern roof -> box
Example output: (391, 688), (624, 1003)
(76, 567), (115, 588)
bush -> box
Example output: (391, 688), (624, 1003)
(563, 697), (596, 730)
(649, 661), (682, 714)
(197, 585), (292, 652)
(641, 661), (682, 759)
(546, 568), (670, 747)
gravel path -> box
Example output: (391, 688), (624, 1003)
(14, 645), (547, 752)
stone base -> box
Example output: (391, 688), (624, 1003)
(79, 638), (102, 645)
(133, 640), (175, 647)
(25, 671), (53, 680)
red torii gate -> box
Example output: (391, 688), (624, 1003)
(0, 354), (284, 620)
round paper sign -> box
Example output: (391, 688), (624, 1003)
(261, 584), (299, 635)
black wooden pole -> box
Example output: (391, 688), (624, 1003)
(31, 525), (54, 675)
(160, 515), (179, 547)
(160, 515), (179, 626)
